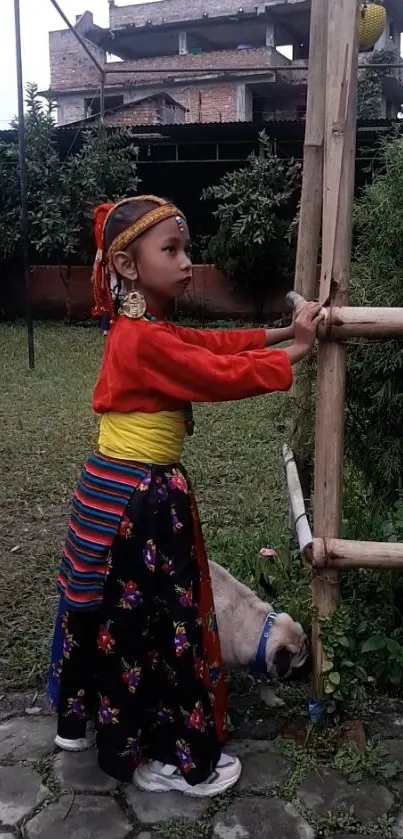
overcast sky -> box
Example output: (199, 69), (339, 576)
(0, 0), (162, 127)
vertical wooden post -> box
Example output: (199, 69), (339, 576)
(291, 0), (328, 498)
(312, 0), (359, 696)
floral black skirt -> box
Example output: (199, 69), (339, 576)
(49, 465), (227, 784)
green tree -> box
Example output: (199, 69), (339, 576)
(202, 132), (300, 318)
(347, 132), (403, 502)
(0, 84), (140, 318)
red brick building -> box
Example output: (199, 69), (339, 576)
(48, 0), (402, 127)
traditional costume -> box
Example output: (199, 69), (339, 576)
(48, 196), (293, 784)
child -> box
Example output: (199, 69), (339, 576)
(48, 194), (322, 797)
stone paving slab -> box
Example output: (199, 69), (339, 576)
(0, 717), (55, 761)
(23, 794), (132, 839)
(0, 765), (49, 827)
(126, 785), (209, 824)
(227, 739), (291, 793)
(393, 808), (403, 839)
(364, 701), (403, 740)
(383, 739), (403, 763)
(298, 768), (394, 824)
(2, 712), (403, 838)
(54, 748), (118, 793)
(212, 797), (315, 839)
(334, 835), (383, 839)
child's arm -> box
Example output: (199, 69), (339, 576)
(121, 304), (321, 404)
(265, 325), (294, 346)
(169, 323), (294, 355)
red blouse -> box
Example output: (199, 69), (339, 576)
(93, 316), (293, 414)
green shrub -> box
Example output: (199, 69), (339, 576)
(202, 132), (300, 318)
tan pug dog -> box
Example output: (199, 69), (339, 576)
(209, 560), (308, 707)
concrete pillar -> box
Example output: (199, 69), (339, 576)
(236, 85), (253, 121)
(179, 31), (188, 55)
(265, 22), (275, 49)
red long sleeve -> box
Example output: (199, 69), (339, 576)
(130, 323), (292, 403)
(93, 317), (293, 413)
(167, 322), (266, 354)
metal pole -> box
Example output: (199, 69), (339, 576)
(100, 71), (106, 124)
(14, 0), (35, 369)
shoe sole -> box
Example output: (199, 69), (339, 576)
(54, 735), (94, 752)
(134, 764), (241, 797)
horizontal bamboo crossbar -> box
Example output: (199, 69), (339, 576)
(282, 448), (403, 571)
(312, 537), (403, 569)
(286, 293), (403, 340)
(322, 307), (403, 339)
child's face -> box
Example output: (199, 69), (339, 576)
(112, 216), (192, 308)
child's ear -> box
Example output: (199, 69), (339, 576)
(112, 251), (138, 284)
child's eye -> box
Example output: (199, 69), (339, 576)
(163, 245), (176, 253)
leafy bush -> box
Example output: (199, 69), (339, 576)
(202, 132), (300, 318)
(346, 132), (403, 502)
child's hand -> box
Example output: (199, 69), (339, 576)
(294, 302), (324, 349)
(285, 302), (325, 364)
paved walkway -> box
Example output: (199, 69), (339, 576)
(1, 697), (403, 838)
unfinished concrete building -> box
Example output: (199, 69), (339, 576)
(49, 0), (403, 127)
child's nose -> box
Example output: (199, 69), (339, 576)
(181, 252), (192, 270)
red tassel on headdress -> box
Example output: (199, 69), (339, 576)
(91, 203), (115, 320)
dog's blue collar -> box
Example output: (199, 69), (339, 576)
(251, 612), (278, 680)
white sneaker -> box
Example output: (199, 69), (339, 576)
(134, 753), (241, 797)
(54, 734), (94, 752)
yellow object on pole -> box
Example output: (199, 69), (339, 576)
(358, 2), (387, 51)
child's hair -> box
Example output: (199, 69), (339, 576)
(91, 195), (184, 322)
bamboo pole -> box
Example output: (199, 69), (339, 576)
(312, 538), (403, 569)
(312, 0), (359, 697)
(290, 0), (328, 500)
(283, 445), (313, 555)
(293, 0), (328, 301)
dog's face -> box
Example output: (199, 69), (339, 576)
(265, 612), (308, 680)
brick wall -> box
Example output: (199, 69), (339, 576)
(57, 95), (85, 125)
(25, 265), (290, 319)
(58, 83), (239, 125)
(49, 28), (105, 91)
(109, 0), (268, 28)
(105, 102), (159, 126)
(50, 43), (284, 92)
(104, 97), (186, 126)
(105, 46), (285, 87)
(169, 84), (238, 123)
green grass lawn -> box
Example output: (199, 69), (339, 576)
(0, 322), (290, 692)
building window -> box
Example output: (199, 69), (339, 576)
(85, 94), (124, 118)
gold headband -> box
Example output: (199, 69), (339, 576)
(106, 198), (185, 259)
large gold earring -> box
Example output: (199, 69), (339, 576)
(119, 281), (146, 320)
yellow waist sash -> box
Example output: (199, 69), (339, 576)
(98, 411), (186, 464)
